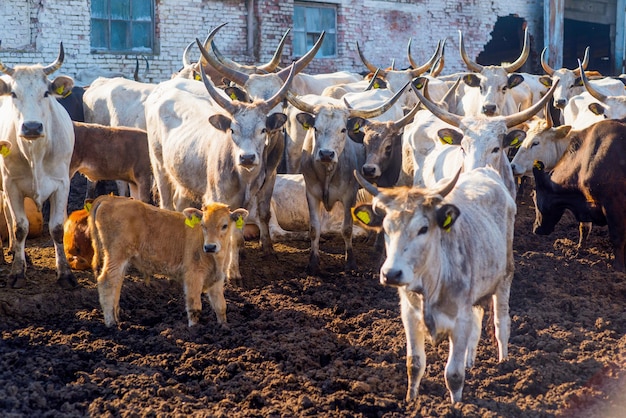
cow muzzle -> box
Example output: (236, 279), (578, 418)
(20, 121), (44, 139)
(361, 164), (380, 180)
(318, 149), (335, 163)
(238, 153), (257, 168)
(554, 98), (567, 109)
(203, 243), (221, 253)
(380, 267), (406, 287)
(482, 104), (497, 116)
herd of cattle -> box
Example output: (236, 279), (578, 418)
(0, 23), (625, 404)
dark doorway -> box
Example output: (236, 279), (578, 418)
(476, 15), (527, 68)
(563, 19), (612, 75)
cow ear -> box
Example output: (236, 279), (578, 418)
(50, 76), (74, 98)
(372, 77), (387, 89)
(462, 74), (480, 88)
(507, 74), (525, 89)
(0, 79), (9, 96)
(554, 125), (572, 139)
(412, 76), (428, 91)
(0, 140), (12, 157)
(296, 113), (315, 130)
(209, 114), (232, 132)
(538, 76), (553, 87)
(230, 208), (249, 229)
(588, 103), (606, 116)
(352, 204), (384, 231)
(224, 86), (249, 102)
(182, 208), (203, 228)
(436, 204), (460, 232)
(504, 129), (526, 148)
(437, 128), (463, 145)
(574, 77), (583, 87)
(347, 117), (366, 143)
(266, 113), (288, 131)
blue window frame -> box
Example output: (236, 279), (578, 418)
(293, 2), (337, 58)
(91, 0), (155, 53)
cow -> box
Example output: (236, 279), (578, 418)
(89, 195), (248, 327)
(63, 206), (93, 271)
(286, 85), (407, 274)
(532, 118), (626, 272)
(145, 42), (297, 285)
(71, 122), (153, 203)
(57, 85), (86, 122)
(352, 166), (516, 404)
(0, 43), (77, 289)
(576, 59), (626, 122)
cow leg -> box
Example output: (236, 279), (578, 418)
(205, 273), (227, 326)
(306, 194), (322, 275)
(183, 271), (204, 327)
(492, 277), (512, 362)
(116, 181), (130, 197)
(4, 189), (28, 287)
(226, 228), (244, 286)
(577, 222), (593, 250)
(605, 211), (626, 272)
(150, 156), (175, 210)
(97, 258), (128, 327)
(49, 189), (78, 289)
(399, 293), (426, 401)
(465, 305), (484, 368)
(445, 315), (472, 404)
(341, 203), (357, 271)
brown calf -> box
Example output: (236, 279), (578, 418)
(89, 195), (247, 327)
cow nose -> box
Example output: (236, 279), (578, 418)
(21, 121), (43, 138)
(482, 104), (496, 116)
(362, 165), (377, 178)
(239, 153), (256, 166)
(204, 243), (218, 253)
(382, 268), (403, 286)
(318, 149), (335, 162)
(555, 99), (567, 109)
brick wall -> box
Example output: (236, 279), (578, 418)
(0, 0), (544, 83)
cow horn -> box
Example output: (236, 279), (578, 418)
(503, 80), (559, 128)
(572, 47), (590, 77)
(392, 100), (420, 130)
(0, 56), (15, 76)
(262, 61), (297, 111)
(502, 28), (530, 73)
(357, 41), (387, 78)
(354, 169), (380, 197)
(182, 41), (194, 67)
(408, 39), (442, 76)
(430, 39), (446, 77)
(364, 68), (381, 91)
(345, 81), (409, 119)
(42, 42), (65, 75)
(579, 58), (607, 102)
(286, 91), (317, 114)
(198, 39), (237, 115)
(258, 28), (290, 73)
(276, 31), (325, 82)
(459, 31), (483, 73)
(540, 47), (555, 76)
(199, 23), (250, 88)
(411, 79), (462, 128)
(431, 167), (461, 198)
(544, 101), (553, 129)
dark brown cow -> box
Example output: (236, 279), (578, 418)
(72, 122), (152, 203)
(532, 118), (626, 272)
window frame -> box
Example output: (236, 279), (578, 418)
(293, 2), (338, 59)
(90, 0), (156, 54)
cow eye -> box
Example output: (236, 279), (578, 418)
(384, 145), (392, 155)
(44, 91), (50, 98)
(492, 147), (500, 153)
(531, 141), (539, 148)
(10, 92), (16, 98)
(222, 223), (228, 230)
(418, 226), (428, 235)
(341, 128), (347, 133)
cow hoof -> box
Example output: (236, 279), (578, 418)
(57, 273), (79, 290)
(306, 263), (321, 276)
(9, 274), (26, 289)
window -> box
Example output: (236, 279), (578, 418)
(91, 0), (155, 53)
(293, 3), (337, 58)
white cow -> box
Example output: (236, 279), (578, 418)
(353, 166), (516, 404)
(0, 43), (77, 289)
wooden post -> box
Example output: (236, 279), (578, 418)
(544, 0), (564, 69)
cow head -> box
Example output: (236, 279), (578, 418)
(183, 203), (248, 254)
(353, 169), (461, 290)
(531, 161), (563, 235)
(539, 47), (589, 109)
(579, 59), (626, 120)
(459, 29), (529, 116)
(0, 43), (73, 140)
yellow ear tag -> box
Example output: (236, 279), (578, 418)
(353, 122), (360, 134)
(84, 202), (92, 213)
(356, 210), (371, 225)
(55, 85), (65, 95)
(302, 122), (311, 130)
(373, 82), (380, 89)
(533, 160), (543, 170)
(443, 214), (452, 231)
(236, 215), (244, 229)
(194, 74), (201, 81)
(185, 214), (201, 228)
(230, 92), (238, 100)
(441, 136), (453, 145)
(0, 145), (10, 157)
(510, 137), (520, 147)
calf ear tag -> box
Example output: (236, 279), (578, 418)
(84, 202), (92, 213)
(443, 214), (452, 232)
(355, 210), (371, 225)
(0, 145), (10, 157)
(236, 215), (244, 229)
(185, 214), (201, 228)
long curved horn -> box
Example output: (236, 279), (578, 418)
(502, 28), (530, 73)
(357, 41), (387, 77)
(262, 62), (296, 111)
(344, 81), (409, 119)
(364, 68), (381, 91)
(503, 80), (559, 128)
(579, 58), (607, 102)
(430, 39), (446, 77)
(408, 39), (441, 75)
(182, 41), (194, 67)
(258, 28), (290, 73)
(430, 167), (461, 198)
(286, 92), (318, 114)
(459, 31), (483, 73)
(198, 39), (237, 115)
(199, 24), (250, 87)
(392, 99), (421, 130)
(0, 54), (15, 76)
(42, 42), (65, 75)
(540, 47), (555, 76)
(572, 47), (590, 76)
(544, 100), (553, 129)
(411, 80), (462, 127)
(276, 31), (325, 82)
(354, 169), (380, 197)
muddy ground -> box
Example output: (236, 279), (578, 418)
(0, 176), (625, 418)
